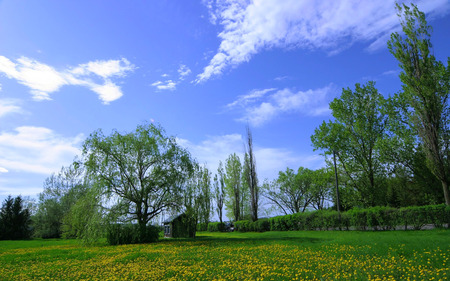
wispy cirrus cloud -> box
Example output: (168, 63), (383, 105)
(151, 80), (177, 91)
(197, 0), (450, 82)
(0, 99), (24, 118)
(151, 64), (192, 91)
(0, 56), (135, 104)
(228, 85), (336, 126)
(178, 64), (192, 80)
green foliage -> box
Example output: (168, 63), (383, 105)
(0, 196), (32, 240)
(33, 164), (87, 239)
(61, 186), (104, 244)
(185, 165), (212, 227)
(171, 213), (197, 238)
(388, 4), (450, 205)
(311, 81), (389, 208)
(234, 219), (270, 232)
(263, 167), (313, 215)
(207, 222), (226, 232)
(82, 123), (195, 228)
(263, 205), (449, 232)
(106, 224), (159, 245)
(197, 222), (208, 232)
(224, 153), (242, 221)
(213, 162), (226, 223)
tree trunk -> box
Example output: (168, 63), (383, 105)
(442, 180), (450, 206)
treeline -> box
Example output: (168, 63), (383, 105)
(311, 4), (450, 208)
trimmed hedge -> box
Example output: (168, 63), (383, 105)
(234, 219), (270, 232)
(263, 204), (449, 232)
(106, 224), (159, 245)
(207, 222), (226, 232)
(197, 223), (208, 232)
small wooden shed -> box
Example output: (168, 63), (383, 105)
(163, 213), (196, 238)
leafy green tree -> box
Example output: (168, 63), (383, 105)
(82, 123), (195, 238)
(0, 196), (32, 240)
(224, 153), (242, 221)
(33, 164), (87, 238)
(197, 165), (212, 225)
(310, 168), (333, 210)
(388, 4), (450, 205)
(311, 81), (389, 207)
(240, 153), (251, 220)
(213, 161), (225, 223)
(61, 185), (104, 244)
(263, 167), (313, 215)
(244, 126), (259, 221)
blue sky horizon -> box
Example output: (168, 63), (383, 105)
(0, 0), (449, 203)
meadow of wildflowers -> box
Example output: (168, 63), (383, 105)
(0, 230), (448, 280)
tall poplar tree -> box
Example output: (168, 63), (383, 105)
(224, 153), (242, 221)
(388, 4), (450, 205)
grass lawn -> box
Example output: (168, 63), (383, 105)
(0, 230), (448, 280)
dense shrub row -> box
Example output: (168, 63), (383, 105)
(264, 204), (450, 232)
(227, 204), (449, 233)
(234, 219), (270, 232)
(106, 224), (160, 245)
(197, 223), (208, 232)
(207, 222), (226, 232)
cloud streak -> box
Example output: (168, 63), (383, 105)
(0, 99), (24, 118)
(228, 85), (336, 126)
(0, 56), (135, 104)
(151, 64), (192, 91)
(0, 126), (83, 175)
(197, 0), (450, 82)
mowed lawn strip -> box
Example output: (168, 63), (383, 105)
(0, 230), (448, 280)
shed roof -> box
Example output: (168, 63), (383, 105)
(163, 213), (184, 224)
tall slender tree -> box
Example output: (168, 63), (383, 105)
(224, 153), (242, 221)
(388, 4), (450, 205)
(244, 125), (259, 221)
(214, 161), (225, 223)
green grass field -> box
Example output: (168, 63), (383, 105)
(0, 230), (448, 280)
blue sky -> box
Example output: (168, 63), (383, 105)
(0, 0), (449, 200)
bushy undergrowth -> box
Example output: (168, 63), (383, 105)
(224, 204), (449, 233)
(106, 224), (159, 245)
(234, 219), (270, 232)
(264, 204), (450, 232)
(207, 222), (226, 232)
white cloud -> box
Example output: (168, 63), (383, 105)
(0, 56), (67, 100)
(178, 64), (192, 80)
(197, 0), (450, 82)
(0, 167), (8, 173)
(90, 80), (123, 104)
(0, 56), (135, 103)
(72, 58), (134, 78)
(0, 126), (83, 175)
(229, 85), (336, 126)
(0, 99), (23, 118)
(177, 133), (324, 181)
(151, 80), (177, 91)
(226, 88), (276, 108)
